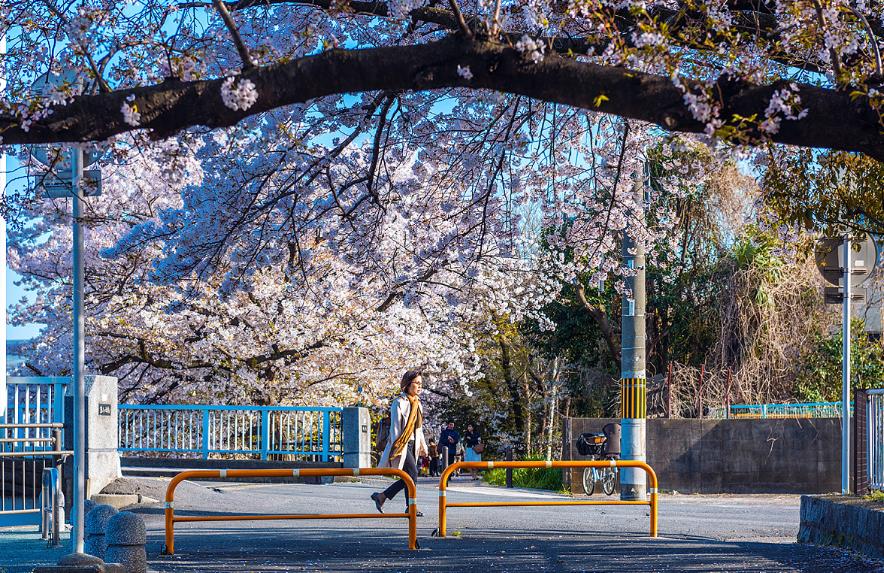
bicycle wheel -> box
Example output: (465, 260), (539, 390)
(601, 467), (617, 496)
(582, 467), (595, 496)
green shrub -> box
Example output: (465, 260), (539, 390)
(483, 455), (563, 491)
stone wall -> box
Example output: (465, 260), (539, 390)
(799, 495), (884, 559)
(563, 417), (843, 494)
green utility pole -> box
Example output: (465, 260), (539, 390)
(620, 163), (648, 501)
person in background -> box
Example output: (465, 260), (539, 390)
(440, 421), (460, 477)
(428, 437), (440, 477)
(371, 369), (428, 516)
(463, 423), (482, 480)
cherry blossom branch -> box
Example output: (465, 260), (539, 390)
(446, 0), (473, 39)
(849, 6), (883, 78)
(206, 0), (851, 71)
(1, 36), (881, 160)
(212, 0), (256, 70)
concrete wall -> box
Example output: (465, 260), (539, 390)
(564, 417), (843, 494)
(64, 376), (122, 498)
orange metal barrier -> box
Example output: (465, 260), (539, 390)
(163, 467), (418, 554)
(437, 460), (658, 538)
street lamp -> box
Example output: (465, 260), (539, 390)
(30, 70), (101, 555)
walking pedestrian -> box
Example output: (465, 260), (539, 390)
(463, 423), (483, 480)
(371, 369), (428, 516)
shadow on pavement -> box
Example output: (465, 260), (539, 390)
(145, 527), (882, 572)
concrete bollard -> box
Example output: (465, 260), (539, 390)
(84, 504), (118, 559)
(104, 511), (147, 573)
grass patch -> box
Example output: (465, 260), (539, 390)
(865, 490), (884, 503)
(483, 455), (563, 491)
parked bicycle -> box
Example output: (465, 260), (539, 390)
(575, 422), (621, 496)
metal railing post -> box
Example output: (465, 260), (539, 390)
(505, 447), (513, 488)
(437, 459), (659, 539)
(321, 411), (331, 462)
(201, 410), (210, 460)
(163, 467), (418, 555)
(260, 410), (270, 461)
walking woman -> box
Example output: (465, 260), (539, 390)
(463, 423), (483, 480)
(371, 369), (428, 516)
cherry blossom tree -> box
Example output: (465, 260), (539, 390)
(3, 0), (881, 404)
(0, 0), (881, 156)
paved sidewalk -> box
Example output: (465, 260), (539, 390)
(140, 478), (882, 572)
(0, 528), (70, 573)
(3, 478), (882, 572)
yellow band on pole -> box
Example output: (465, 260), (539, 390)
(620, 378), (647, 418)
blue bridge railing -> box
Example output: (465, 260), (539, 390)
(118, 404), (344, 462)
(707, 401), (853, 419)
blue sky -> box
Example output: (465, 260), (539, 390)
(5, 152), (41, 341)
(6, 266), (40, 340)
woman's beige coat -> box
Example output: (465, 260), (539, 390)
(378, 393), (428, 469)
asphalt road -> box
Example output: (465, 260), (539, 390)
(112, 476), (884, 572)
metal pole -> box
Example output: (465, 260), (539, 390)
(620, 163), (647, 501)
(841, 236), (851, 495)
(1, 33), (7, 394)
(505, 446), (513, 488)
(71, 148), (86, 552)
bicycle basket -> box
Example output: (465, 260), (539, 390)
(575, 432), (605, 456)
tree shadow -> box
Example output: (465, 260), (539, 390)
(144, 526), (879, 572)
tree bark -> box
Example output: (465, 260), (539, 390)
(575, 283), (622, 367)
(3, 36), (881, 160)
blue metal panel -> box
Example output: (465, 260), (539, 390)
(118, 403), (344, 461)
(118, 404), (343, 412)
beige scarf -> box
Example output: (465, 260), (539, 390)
(390, 394), (422, 459)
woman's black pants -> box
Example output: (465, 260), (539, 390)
(383, 441), (417, 510)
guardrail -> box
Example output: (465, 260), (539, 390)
(1, 422), (70, 523)
(162, 467), (418, 554)
(2, 377), (68, 449)
(437, 460), (658, 538)
(708, 401), (852, 419)
(119, 404), (343, 461)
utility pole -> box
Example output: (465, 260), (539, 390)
(841, 236), (851, 495)
(815, 232), (877, 496)
(1, 32), (6, 387)
(620, 162), (647, 501)
(71, 148), (86, 552)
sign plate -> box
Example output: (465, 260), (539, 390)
(815, 237), (878, 287)
(98, 403), (112, 416)
(824, 286), (867, 305)
(42, 170), (102, 198)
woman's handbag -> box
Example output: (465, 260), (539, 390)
(472, 442), (485, 454)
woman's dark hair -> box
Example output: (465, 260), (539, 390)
(400, 369), (423, 391)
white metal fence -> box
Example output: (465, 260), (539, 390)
(118, 404), (344, 461)
(868, 389), (884, 492)
(1, 377), (69, 526)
